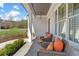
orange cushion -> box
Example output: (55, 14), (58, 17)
(54, 38), (64, 52)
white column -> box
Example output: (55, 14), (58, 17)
(66, 3), (69, 40)
(27, 13), (32, 42)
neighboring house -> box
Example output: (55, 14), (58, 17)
(23, 3), (79, 55)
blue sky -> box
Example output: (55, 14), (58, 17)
(0, 3), (28, 21)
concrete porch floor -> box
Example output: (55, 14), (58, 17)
(25, 39), (41, 56)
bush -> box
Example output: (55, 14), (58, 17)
(4, 44), (16, 56)
(0, 39), (25, 56)
(0, 49), (6, 56)
(13, 39), (24, 50)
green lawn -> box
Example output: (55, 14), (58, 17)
(0, 28), (27, 37)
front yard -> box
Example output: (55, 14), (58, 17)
(0, 28), (28, 43)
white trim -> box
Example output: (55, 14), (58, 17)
(27, 12), (33, 42)
(57, 8), (59, 36)
(66, 3), (69, 40)
(68, 13), (79, 19)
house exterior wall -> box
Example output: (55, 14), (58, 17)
(23, 3), (79, 55)
(32, 15), (48, 36)
(47, 3), (79, 56)
(47, 3), (61, 35)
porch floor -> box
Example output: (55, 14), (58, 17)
(25, 39), (41, 56)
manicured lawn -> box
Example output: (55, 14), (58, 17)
(0, 28), (28, 43)
(0, 28), (27, 37)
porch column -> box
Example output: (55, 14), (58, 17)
(27, 12), (32, 42)
(66, 4), (69, 40)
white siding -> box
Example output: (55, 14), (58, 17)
(32, 15), (48, 36)
(47, 4), (61, 35)
(25, 3), (79, 55)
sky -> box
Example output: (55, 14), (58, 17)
(0, 3), (28, 21)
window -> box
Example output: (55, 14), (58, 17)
(55, 4), (66, 39)
(68, 3), (73, 16)
(73, 3), (79, 15)
(69, 3), (79, 43)
(59, 20), (66, 36)
(69, 15), (79, 43)
(68, 3), (79, 16)
(55, 3), (79, 43)
(58, 4), (66, 38)
(58, 4), (66, 20)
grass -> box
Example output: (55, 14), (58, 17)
(0, 28), (27, 37)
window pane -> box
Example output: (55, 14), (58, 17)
(68, 3), (79, 16)
(58, 4), (66, 21)
(59, 20), (66, 38)
(62, 4), (66, 19)
(73, 3), (79, 15)
(69, 15), (79, 43)
(68, 3), (73, 16)
(69, 18), (74, 41)
(58, 6), (62, 20)
(55, 10), (57, 22)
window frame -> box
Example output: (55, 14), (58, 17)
(54, 3), (79, 50)
(55, 3), (79, 44)
(58, 4), (66, 36)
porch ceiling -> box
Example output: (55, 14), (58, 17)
(31, 3), (51, 15)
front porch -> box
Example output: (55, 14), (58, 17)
(22, 3), (79, 56)
(25, 39), (41, 56)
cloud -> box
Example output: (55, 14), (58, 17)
(3, 13), (10, 20)
(23, 16), (27, 20)
(0, 15), (4, 19)
(0, 3), (4, 8)
(1, 9), (4, 12)
(4, 10), (20, 20)
(0, 15), (6, 20)
(13, 17), (18, 21)
(7, 10), (20, 17)
(0, 15), (2, 17)
(13, 5), (19, 10)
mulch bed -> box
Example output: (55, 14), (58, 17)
(0, 35), (28, 43)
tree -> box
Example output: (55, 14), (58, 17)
(17, 19), (28, 28)
(0, 17), (3, 29)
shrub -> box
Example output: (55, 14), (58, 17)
(4, 44), (16, 56)
(0, 39), (25, 56)
(13, 39), (24, 50)
(0, 49), (6, 56)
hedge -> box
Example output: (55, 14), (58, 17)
(0, 39), (25, 56)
